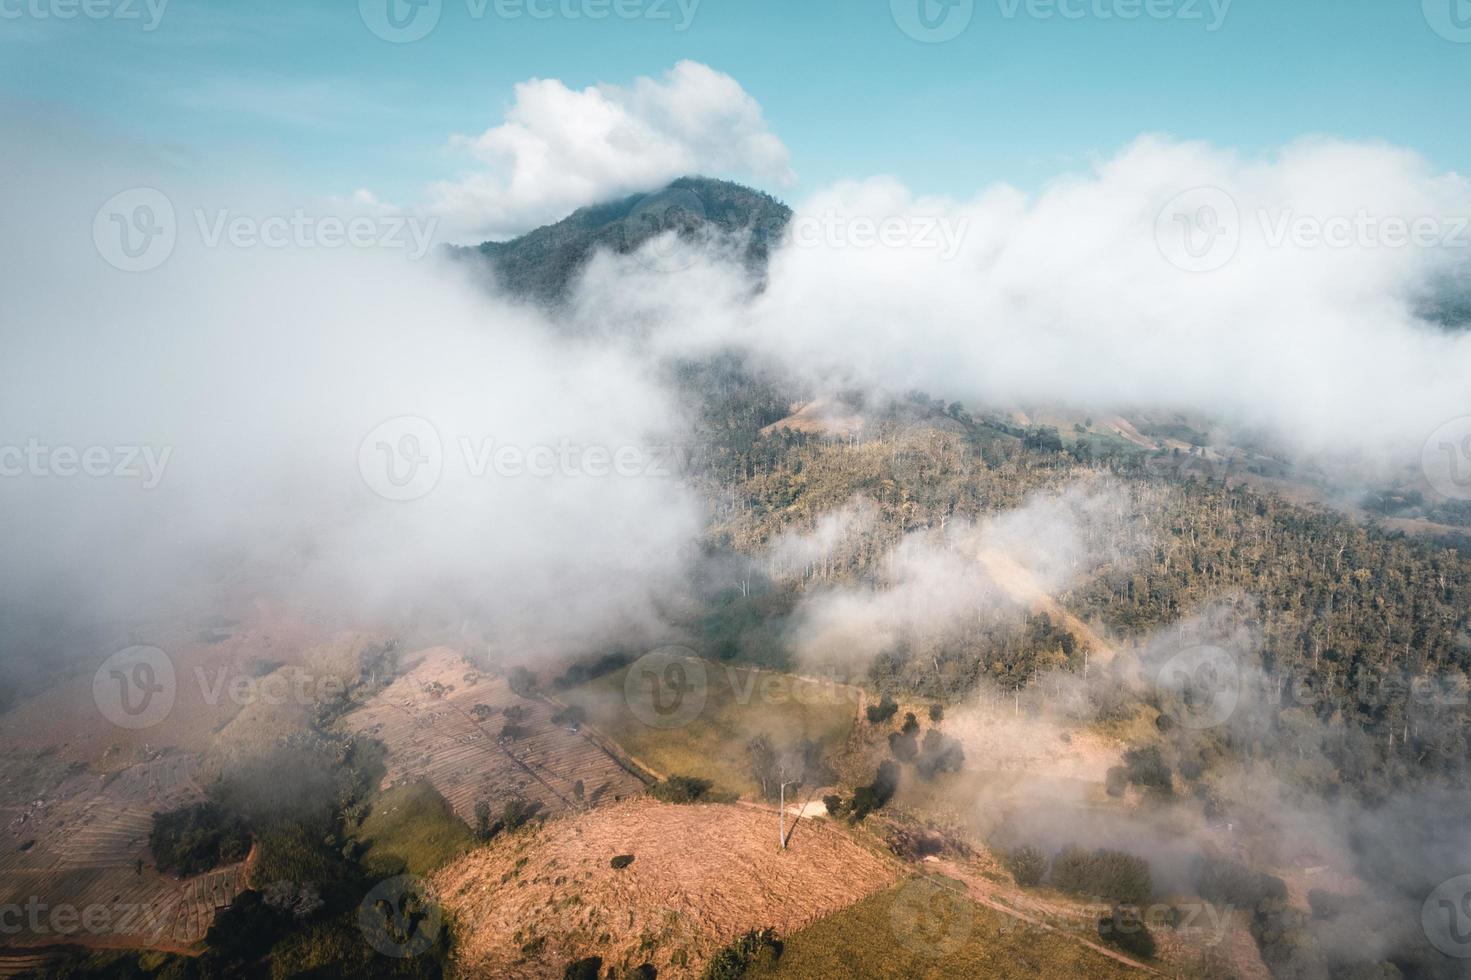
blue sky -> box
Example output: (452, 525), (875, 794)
(3, 0), (1469, 215)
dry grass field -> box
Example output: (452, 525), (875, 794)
(434, 796), (904, 978)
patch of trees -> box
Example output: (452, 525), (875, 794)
(825, 761), (900, 823)
(149, 802), (251, 877)
(507, 666), (538, 697)
(703, 419), (1471, 798)
(552, 651), (633, 690)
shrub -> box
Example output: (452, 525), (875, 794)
(914, 730), (965, 779)
(847, 762), (900, 822)
(508, 666), (538, 697)
(1098, 906), (1157, 960)
(888, 729), (919, 761)
(1004, 846), (1047, 887)
(929, 704), (944, 722)
(500, 799), (541, 833)
(1122, 745), (1173, 795)
(564, 956), (603, 980)
(866, 695), (898, 724)
(1051, 847), (1152, 906)
(553, 651), (634, 690)
(650, 775), (715, 804)
(1194, 855), (1286, 909)
(1105, 766), (1128, 797)
(701, 928), (782, 980)
(611, 854), (635, 869)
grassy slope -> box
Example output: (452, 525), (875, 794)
(747, 880), (1147, 980)
(354, 780), (474, 878)
(564, 660), (857, 799)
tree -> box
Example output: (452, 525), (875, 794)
(1005, 846), (1047, 887)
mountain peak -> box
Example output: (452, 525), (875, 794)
(452, 177), (792, 305)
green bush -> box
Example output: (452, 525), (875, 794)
(650, 775), (716, 804)
(149, 802), (251, 877)
(1003, 846), (1047, 887)
(865, 695), (898, 724)
(611, 854), (635, 869)
(1050, 847), (1152, 906)
(702, 928), (782, 979)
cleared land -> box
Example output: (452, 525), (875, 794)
(340, 648), (646, 825)
(0, 750), (247, 950)
(433, 797), (903, 978)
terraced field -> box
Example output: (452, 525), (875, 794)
(0, 751), (247, 950)
(340, 648), (647, 825)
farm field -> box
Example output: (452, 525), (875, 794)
(561, 657), (860, 799)
(0, 750), (248, 950)
(339, 648), (647, 825)
(433, 796), (903, 978)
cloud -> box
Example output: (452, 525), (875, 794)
(572, 135), (1471, 474)
(783, 482), (1136, 674)
(426, 61), (793, 240)
(0, 117), (704, 672)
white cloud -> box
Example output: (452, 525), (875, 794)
(572, 135), (1471, 472)
(426, 61), (793, 240)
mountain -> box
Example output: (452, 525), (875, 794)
(450, 176), (792, 305)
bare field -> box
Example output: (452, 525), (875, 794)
(340, 648), (646, 826)
(0, 750), (247, 950)
(434, 796), (903, 978)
